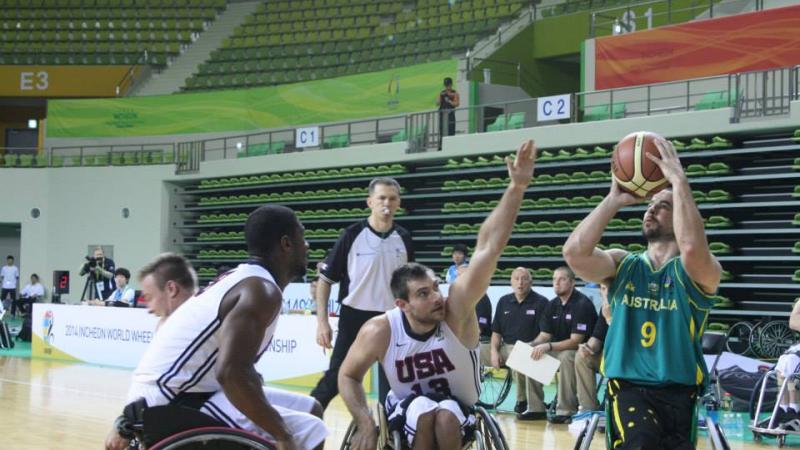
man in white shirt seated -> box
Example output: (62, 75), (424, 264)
(87, 268), (135, 307)
(16, 273), (45, 315)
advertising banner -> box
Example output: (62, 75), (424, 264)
(594, 5), (800, 89)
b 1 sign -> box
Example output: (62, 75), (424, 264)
(537, 94), (571, 122)
(295, 126), (320, 148)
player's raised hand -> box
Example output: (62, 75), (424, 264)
(506, 139), (536, 188)
(607, 175), (644, 209)
(647, 137), (686, 185)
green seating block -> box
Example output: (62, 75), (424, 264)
(584, 103), (626, 121)
(18, 154), (33, 167)
(4, 153), (18, 166)
(709, 242), (732, 254)
(706, 162), (731, 175)
(707, 136), (732, 149)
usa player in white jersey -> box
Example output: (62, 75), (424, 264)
(338, 140), (537, 450)
(110, 205), (327, 450)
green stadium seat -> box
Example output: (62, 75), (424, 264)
(4, 153), (18, 167)
(584, 103), (626, 121)
(18, 154), (34, 167)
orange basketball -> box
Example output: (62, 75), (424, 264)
(611, 131), (668, 197)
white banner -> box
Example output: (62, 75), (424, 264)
(256, 315), (338, 382)
(32, 303), (159, 367)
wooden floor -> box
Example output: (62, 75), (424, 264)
(0, 356), (776, 449)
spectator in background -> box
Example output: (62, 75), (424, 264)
(491, 267), (549, 419)
(445, 243), (469, 283)
(17, 273), (45, 315)
(138, 253), (197, 328)
(312, 177), (414, 411)
(1, 255), (19, 316)
(79, 247), (116, 300)
(575, 283), (610, 413)
(437, 77), (460, 148)
(528, 266), (597, 424)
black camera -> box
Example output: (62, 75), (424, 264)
(85, 256), (99, 268)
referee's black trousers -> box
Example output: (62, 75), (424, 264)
(311, 304), (390, 410)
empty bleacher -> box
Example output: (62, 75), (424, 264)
(0, 0), (226, 66)
(184, 0), (529, 90)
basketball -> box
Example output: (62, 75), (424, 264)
(611, 131), (668, 197)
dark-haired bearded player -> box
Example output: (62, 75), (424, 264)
(338, 139), (536, 450)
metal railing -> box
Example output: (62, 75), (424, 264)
(115, 51), (148, 96)
(30, 64), (799, 170)
(590, 0), (766, 38)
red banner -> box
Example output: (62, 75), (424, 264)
(595, 5), (800, 90)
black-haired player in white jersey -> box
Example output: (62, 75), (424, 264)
(338, 140), (537, 450)
(108, 205), (327, 450)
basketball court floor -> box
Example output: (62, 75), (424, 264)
(0, 354), (781, 449)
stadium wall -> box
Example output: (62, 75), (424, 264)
(6, 101), (799, 298)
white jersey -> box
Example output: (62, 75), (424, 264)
(382, 306), (481, 406)
(130, 263), (279, 402)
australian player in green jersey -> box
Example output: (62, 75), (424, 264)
(563, 136), (722, 449)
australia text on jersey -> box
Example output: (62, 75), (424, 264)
(619, 294), (678, 312)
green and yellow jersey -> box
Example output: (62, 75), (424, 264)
(602, 252), (718, 387)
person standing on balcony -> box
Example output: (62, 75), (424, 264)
(437, 77), (460, 148)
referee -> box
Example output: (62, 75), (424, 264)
(312, 177), (414, 411)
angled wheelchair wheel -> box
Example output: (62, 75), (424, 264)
(725, 321), (753, 356)
(476, 366), (512, 410)
(147, 426), (277, 450)
(474, 406), (508, 450)
(339, 421), (357, 450)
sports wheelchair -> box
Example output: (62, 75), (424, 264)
(340, 402), (509, 450)
(119, 403), (277, 450)
(573, 331), (731, 450)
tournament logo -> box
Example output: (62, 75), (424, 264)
(42, 310), (55, 351)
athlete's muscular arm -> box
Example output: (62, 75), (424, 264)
(216, 278), (298, 450)
(338, 317), (390, 450)
(649, 138), (721, 294)
(447, 140), (536, 340)
(563, 179), (637, 283)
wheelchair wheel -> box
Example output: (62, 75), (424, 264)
(725, 321), (753, 356)
(339, 421), (357, 450)
(757, 321), (797, 359)
(148, 426), (277, 450)
(749, 371), (778, 420)
(475, 406), (508, 450)
(476, 366), (512, 410)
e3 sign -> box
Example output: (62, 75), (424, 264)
(537, 94), (571, 122)
(20, 71), (49, 91)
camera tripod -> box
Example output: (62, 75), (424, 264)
(81, 271), (101, 301)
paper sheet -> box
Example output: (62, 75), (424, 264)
(506, 340), (561, 385)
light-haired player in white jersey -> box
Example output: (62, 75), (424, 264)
(338, 140), (537, 450)
(108, 205), (327, 450)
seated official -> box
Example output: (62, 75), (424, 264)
(87, 268), (134, 307)
(15, 273), (45, 315)
(758, 298), (800, 429)
(528, 266), (597, 424)
(575, 284), (610, 412)
(490, 267), (548, 419)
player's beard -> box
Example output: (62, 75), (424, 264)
(642, 222), (674, 243)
